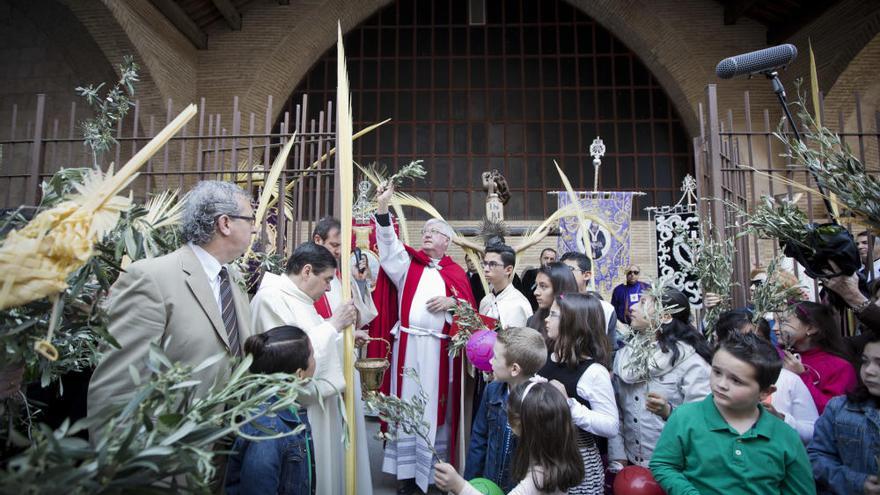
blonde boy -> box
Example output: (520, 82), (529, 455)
(464, 327), (547, 491)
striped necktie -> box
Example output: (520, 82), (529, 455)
(219, 267), (241, 356)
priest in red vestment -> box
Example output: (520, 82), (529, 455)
(370, 182), (476, 494)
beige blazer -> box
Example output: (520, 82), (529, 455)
(87, 244), (252, 421)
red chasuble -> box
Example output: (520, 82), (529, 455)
(368, 245), (476, 464)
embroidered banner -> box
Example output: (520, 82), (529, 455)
(654, 209), (702, 306)
(557, 192), (636, 295)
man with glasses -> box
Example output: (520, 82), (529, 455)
(88, 181), (256, 436)
(611, 264), (650, 324)
(479, 244), (533, 328)
(370, 182), (477, 495)
(560, 251), (619, 349)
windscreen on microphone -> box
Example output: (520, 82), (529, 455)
(716, 44), (798, 79)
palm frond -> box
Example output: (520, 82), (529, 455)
(270, 119), (392, 211)
(392, 192), (446, 222)
(254, 131), (297, 227)
(138, 189), (183, 231)
(511, 203), (580, 274)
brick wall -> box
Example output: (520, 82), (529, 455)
(0, 0), (115, 205)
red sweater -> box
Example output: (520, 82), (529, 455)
(796, 347), (857, 414)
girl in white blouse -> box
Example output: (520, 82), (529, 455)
(540, 292), (619, 494)
(435, 380), (584, 495)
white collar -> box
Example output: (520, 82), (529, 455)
(492, 282), (515, 299)
(188, 242), (224, 280)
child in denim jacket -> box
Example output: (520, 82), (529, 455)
(809, 332), (880, 495)
(464, 327), (547, 491)
(225, 325), (316, 495)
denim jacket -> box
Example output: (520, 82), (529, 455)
(225, 399), (315, 495)
(464, 381), (517, 492)
(808, 395), (880, 495)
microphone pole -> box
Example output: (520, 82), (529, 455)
(763, 69), (838, 224)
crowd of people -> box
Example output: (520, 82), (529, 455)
(85, 180), (880, 494)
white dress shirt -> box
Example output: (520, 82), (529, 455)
(188, 242), (224, 313)
(479, 282), (534, 328)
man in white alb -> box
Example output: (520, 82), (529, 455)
(250, 242), (371, 495)
(370, 183), (476, 494)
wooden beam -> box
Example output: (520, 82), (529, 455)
(149, 0), (207, 49)
(278, 0), (289, 5)
(210, 0), (242, 30)
(723, 0), (759, 25)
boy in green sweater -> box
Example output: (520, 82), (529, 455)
(649, 332), (815, 495)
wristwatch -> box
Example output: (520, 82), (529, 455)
(852, 297), (875, 315)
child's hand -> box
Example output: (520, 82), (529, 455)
(763, 402), (785, 420)
(864, 475), (880, 495)
(782, 350), (806, 375)
(703, 292), (722, 309)
(549, 379), (568, 398)
(646, 392), (672, 419)
(434, 462), (466, 493)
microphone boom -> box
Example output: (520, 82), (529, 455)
(716, 44), (798, 79)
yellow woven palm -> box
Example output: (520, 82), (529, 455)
(0, 169), (132, 310)
(0, 104), (197, 310)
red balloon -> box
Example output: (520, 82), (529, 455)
(613, 466), (665, 495)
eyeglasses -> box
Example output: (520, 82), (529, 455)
(547, 311), (561, 319)
(567, 265), (584, 273)
(421, 228), (449, 239)
(221, 214), (256, 222)
(481, 261), (505, 269)
(627, 270), (640, 275)
(750, 279), (765, 287)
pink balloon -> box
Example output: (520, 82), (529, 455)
(465, 329), (496, 372)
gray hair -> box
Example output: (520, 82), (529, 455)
(425, 218), (454, 239)
(181, 181), (250, 245)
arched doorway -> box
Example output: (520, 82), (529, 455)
(282, 0), (693, 220)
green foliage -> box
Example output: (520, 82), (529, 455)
(677, 220), (736, 336)
(388, 160), (427, 186)
(616, 277), (682, 383)
(76, 56), (139, 164)
(740, 196), (812, 252)
(234, 250), (285, 295)
(779, 84), (880, 230)
(750, 257), (804, 328)
(364, 369), (442, 464)
(0, 346), (308, 494)
(0, 171), (182, 387)
(448, 298), (492, 357)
